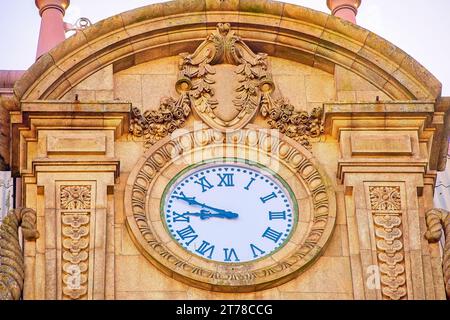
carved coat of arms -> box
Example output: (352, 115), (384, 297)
(130, 23), (323, 148)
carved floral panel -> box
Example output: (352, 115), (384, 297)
(59, 185), (92, 300)
(60, 185), (92, 210)
(368, 185), (407, 300)
(369, 186), (401, 211)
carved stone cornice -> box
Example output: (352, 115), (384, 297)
(10, 101), (130, 176)
(323, 102), (442, 181)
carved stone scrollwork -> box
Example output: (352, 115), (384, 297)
(0, 208), (39, 300)
(260, 97), (324, 149)
(129, 23), (324, 148)
(177, 22), (270, 130)
(368, 186), (407, 300)
(129, 95), (191, 148)
(425, 208), (450, 298)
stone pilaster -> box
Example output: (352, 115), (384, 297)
(325, 102), (447, 300)
(11, 101), (129, 299)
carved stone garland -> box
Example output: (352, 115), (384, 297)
(368, 186), (407, 300)
(0, 208), (39, 300)
(260, 98), (324, 149)
(425, 208), (450, 298)
(129, 23), (324, 149)
(125, 127), (335, 291)
(60, 185), (91, 300)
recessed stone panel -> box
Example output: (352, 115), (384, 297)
(47, 134), (107, 155)
(350, 133), (412, 156)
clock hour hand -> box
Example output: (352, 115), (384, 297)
(173, 192), (239, 218)
(183, 209), (238, 220)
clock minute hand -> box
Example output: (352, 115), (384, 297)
(173, 193), (239, 218)
(183, 210), (238, 220)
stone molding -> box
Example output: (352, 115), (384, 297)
(13, 0), (441, 107)
(124, 125), (336, 292)
(10, 101), (130, 175)
(323, 101), (445, 173)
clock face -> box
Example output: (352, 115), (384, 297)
(161, 160), (297, 263)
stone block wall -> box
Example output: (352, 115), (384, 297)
(57, 54), (399, 299)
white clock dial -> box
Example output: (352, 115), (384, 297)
(162, 160), (297, 263)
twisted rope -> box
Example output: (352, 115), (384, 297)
(0, 208), (39, 300)
(425, 208), (450, 298)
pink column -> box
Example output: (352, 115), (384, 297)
(35, 0), (70, 60)
(326, 0), (361, 24)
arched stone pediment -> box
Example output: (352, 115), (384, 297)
(14, 0), (441, 105)
(7, 0), (450, 300)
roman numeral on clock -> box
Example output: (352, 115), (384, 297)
(244, 177), (256, 190)
(217, 173), (234, 187)
(250, 243), (265, 258)
(223, 248), (240, 262)
(269, 211), (286, 220)
(176, 225), (198, 246)
(194, 177), (214, 192)
(195, 240), (215, 259)
(262, 227), (282, 243)
(260, 192), (277, 203)
(172, 211), (190, 223)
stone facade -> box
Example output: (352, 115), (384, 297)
(1, 0), (449, 300)
(0, 171), (13, 223)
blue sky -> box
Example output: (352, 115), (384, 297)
(1, 0), (450, 95)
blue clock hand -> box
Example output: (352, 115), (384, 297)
(183, 209), (238, 220)
(173, 192), (239, 218)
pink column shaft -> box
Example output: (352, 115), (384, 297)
(326, 0), (361, 24)
(333, 7), (357, 24)
(35, 0), (70, 60)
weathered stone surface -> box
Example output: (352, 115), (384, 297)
(5, 0), (447, 301)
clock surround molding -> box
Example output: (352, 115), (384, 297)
(125, 126), (336, 292)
